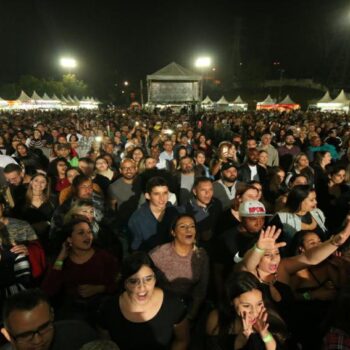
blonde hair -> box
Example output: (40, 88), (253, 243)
(64, 199), (94, 224)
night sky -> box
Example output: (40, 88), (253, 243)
(1, 0), (349, 97)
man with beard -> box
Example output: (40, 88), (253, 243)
(175, 155), (203, 205)
(238, 148), (267, 185)
(3, 164), (31, 218)
(108, 158), (138, 214)
(278, 133), (301, 172)
(213, 162), (239, 210)
(212, 200), (272, 299)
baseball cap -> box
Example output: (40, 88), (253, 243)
(238, 200), (272, 217)
(221, 161), (239, 172)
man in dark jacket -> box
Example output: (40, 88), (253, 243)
(238, 148), (267, 185)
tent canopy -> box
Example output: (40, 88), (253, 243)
(17, 91), (31, 103)
(279, 94), (297, 104)
(258, 94), (276, 104)
(147, 62), (201, 81)
(202, 96), (213, 104)
(42, 93), (53, 101)
(317, 91), (332, 104)
(31, 91), (42, 101)
(217, 96), (229, 105)
(51, 94), (61, 101)
(332, 89), (350, 104)
(233, 95), (247, 104)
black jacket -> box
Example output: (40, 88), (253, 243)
(238, 163), (267, 185)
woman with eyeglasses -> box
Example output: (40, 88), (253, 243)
(150, 214), (209, 323)
(98, 251), (190, 350)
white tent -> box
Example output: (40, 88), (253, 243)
(40, 93), (62, 110)
(317, 91), (332, 104)
(256, 95), (278, 110)
(17, 90), (32, 103)
(0, 97), (9, 110)
(275, 95), (300, 111)
(317, 90), (350, 112)
(216, 96), (229, 105)
(331, 89), (350, 112)
(79, 96), (99, 110)
(42, 93), (51, 100)
(278, 95), (296, 104)
(215, 96), (229, 111)
(15, 91), (33, 110)
(201, 96), (214, 110)
(230, 95), (248, 111)
(31, 91), (43, 102)
(202, 96), (213, 104)
(258, 95), (276, 105)
(332, 89), (350, 104)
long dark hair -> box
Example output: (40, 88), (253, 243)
(47, 157), (69, 179)
(284, 184), (314, 213)
(217, 272), (287, 343)
(289, 230), (323, 256)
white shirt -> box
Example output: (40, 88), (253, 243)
(248, 164), (258, 181)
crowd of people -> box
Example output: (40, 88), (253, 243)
(0, 108), (350, 349)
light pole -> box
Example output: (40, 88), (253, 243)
(278, 68), (285, 102)
(195, 57), (212, 101)
(60, 57), (77, 74)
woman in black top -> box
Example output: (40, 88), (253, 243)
(311, 151), (332, 214)
(240, 222), (350, 346)
(18, 173), (55, 249)
(206, 271), (287, 350)
(98, 252), (189, 350)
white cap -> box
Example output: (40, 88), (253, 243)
(238, 200), (272, 217)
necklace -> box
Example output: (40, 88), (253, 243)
(256, 268), (278, 285)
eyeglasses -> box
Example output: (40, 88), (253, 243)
(126, 274), (155, 288)
(11, 320), (53, 343)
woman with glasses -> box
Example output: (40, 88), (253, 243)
(150, 214), (209, 322)
(98, 251), (190, 350)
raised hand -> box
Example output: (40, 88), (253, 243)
(57, 240), (70, 261)
(253, 307), (269, 336)
(256, 225), (286, 251)
(241, 311), (253, 339)
(331, 216), (350, 247)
